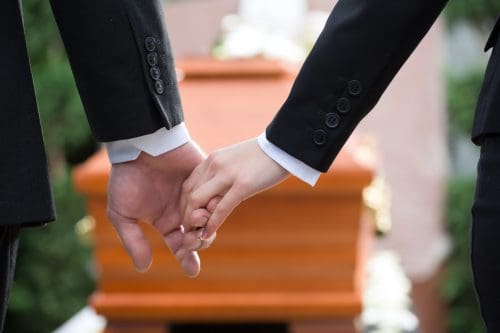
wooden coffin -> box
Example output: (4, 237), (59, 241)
(73, 58), (375, 332)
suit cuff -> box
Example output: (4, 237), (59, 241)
(257, 133), (321, 186)
(104, 122), (191, 164)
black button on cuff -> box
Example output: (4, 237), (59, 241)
(337, 97), (351, 113)
(147, 52), (158, 66)
(313, 130), (327, 146)
(150, 66), (161, 80)
(145, 37), (157, 52)
(325, 113), (340, 128)
(155, 80), (165, 94)
(348, 80), (362, 96)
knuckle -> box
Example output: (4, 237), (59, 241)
(235, 177), (252, 193)
(208, 152), (224, 169)
(206, 152), (217, 164)
(215, 205), (230, 217)
(188, 192), (201, 206)
(218, 176), (232, 188)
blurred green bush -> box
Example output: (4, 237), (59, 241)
(444, 177), (485, 333)
(4, 0), (96, 332)
(443, 1), (497, 331)
(4, 175), (94, 333)
(446, 0), (500, 27)
(444, 70), (487, 332)
(447, 70), (485, 136)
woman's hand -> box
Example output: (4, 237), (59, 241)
(181, 138), (290, 242)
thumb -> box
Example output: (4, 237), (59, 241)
(107, 208), (152, 272)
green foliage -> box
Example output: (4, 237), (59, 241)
(447, 69), (485, 137)
(4, 174), (94, 333)
(443, 177), (485, 333)
(443, 4), (492, 329)
(445, 0), (500, 26)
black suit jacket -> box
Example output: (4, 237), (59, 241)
(1, 0), (182, 226)
(266, 0), (500, 172)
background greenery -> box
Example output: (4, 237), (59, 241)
(443, 1), (499, 332)
(2, 0), (498, 332)
(446, 0), (499, 28)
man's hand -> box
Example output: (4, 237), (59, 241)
(181, 139), (290, 246)
(107, 142), (204, 277)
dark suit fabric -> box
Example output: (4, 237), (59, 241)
(265, 1), (500, 330)
(473, 16), (500, 143)
(266, 0), (500, 172)
(266, 0), (450, 172)
(472, 135), (500, 332)
(0, 0), (182, 226)
(0, 225), (20, 333)
(0, 0), (54, 226)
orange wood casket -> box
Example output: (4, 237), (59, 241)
(73, 58), (375, 333)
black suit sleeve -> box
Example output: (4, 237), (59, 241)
(266, 0), (449, 172)
(49, 0), (182, 142)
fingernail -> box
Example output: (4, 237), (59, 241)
(135, 259), (152, 273)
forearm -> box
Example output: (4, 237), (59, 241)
(49, 0), (183, 141)
(267, 0), (449, 171)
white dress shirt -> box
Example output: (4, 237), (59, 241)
(104, 123), (321, 186)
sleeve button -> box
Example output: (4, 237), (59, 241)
(336, 97), (351, 113)
(154, 80), (165, 94)
(150, 66), (161, 80)
(348, 80), (362, 96)
(147, 52), (158, 66)
(325, 113), (340, 128)
(145, 37), (157, 52)
(313, 130), (328, 146)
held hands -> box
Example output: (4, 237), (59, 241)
(107, 142), (205, 277)
(181, 139), (290, 249)
(106, 138), (289, 277)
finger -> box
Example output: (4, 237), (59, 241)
(207, 196), (222, 213)
(108, 209), (152, 272)
(201, 232), (217, 249)
(183, 196), (222, 247)
(175, 247), (201, 278)
(183, 251), (201, 278)
(183, 228), (204, 251)
(201, 187), (242, 240)
(180, 161), (211, 219)
(183, 177), (229, 229)
(182, 160), (210, 196)
(187, 209), (210, 231)
(163, 227), (201, 277)
(183, 229), (217, 251)
(184, 196), (222, 232)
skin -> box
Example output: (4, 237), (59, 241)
(181, 138), (290, 248)
(107, 142), (209, 277)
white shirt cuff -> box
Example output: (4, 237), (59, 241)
(104, 122), (191, 164)
(257, 133), (321, 186)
